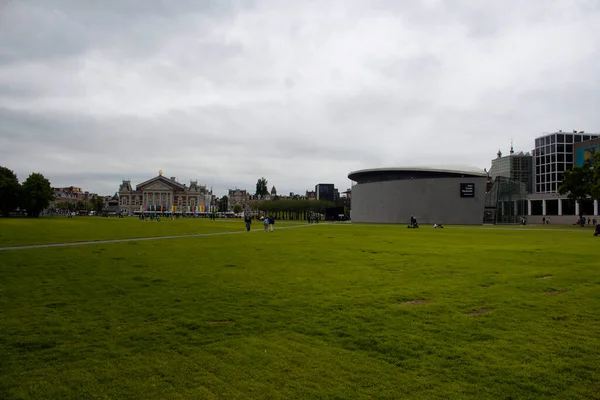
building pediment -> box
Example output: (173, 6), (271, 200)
(137, 176), (185, 192)
(144, 182), (174, 191)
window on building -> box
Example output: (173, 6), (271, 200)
(551, 182), (556, 192)
(574, 135), (581, 143)
(584, 135), (590, 141)
(566, 135), (573, 143)
(557, 153), (564, 162)
(566, 162), (573, 170)
(566, 154), (573, 163)
(557, 164), (564, 172)
(557, 134), (564, 143)
(566, 144), (573, 153)
(557, 144), (564, 152)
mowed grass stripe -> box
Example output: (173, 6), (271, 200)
(0, 217), (307, 247)
(0, 222), (599, 399)
(0, 222), (317, 251)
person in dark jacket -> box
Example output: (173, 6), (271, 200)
(268, 215), (275, 232)
(244, 214), (252, 232)
(594, 224), (600, 237)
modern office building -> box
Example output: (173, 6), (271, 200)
(488, 145), (533, 194)
(532, 131), (599, 194)
(315, 184), (338, 202)
(487, 131), (600, 224)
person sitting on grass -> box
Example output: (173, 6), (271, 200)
(407, 215), (419, 228)
(594, 224), (600, 237)
(434, 223), (444, 228)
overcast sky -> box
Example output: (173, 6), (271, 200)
(1, 0), (600, 196)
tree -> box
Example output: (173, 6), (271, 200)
(255, 177), (269, 196)
(559, 162), (593, 205)
(92, 196), (105, 213)
(219, 195), (229, 212)
(233, 204), (243, 214)
(21, 173), (54, 218)
(590, 152), (600, 200)
(0, 166), (21, 217)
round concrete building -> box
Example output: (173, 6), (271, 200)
(348, 166), (487, 225)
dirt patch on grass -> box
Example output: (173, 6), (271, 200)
(545, 290), (570, 295)
(480, 284), (491, 288)
(467, 308), (494, 316)
(207, 320), (233, 325)
(400, 300), (428, 306)
(537, 275), (552, 279)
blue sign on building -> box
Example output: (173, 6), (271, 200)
(575, 145), (600, 167)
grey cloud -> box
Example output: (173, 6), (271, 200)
(1, 0), (600, 196)
(0, 0), (250, 65)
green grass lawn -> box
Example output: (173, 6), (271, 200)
(0, 217), (302, 247)
(1, 221), (599, 399)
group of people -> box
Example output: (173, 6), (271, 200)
(580, 216), (598, 227)
(244, 214), (275, 232)
(139, 213), (161, 222)
(407, 215), (444, 228)
(407, 215), (419, 228)
(307, 215), (320, 224)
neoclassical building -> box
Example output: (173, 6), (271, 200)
(118, 171), (212, 215)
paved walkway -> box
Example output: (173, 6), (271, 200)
(0, 224), (317, 252)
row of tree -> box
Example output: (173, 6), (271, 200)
(558, 152), (600, 205)
(247, 199), (337, 220)
(0, 167), (54, 217)
(54, 196), (105, 214)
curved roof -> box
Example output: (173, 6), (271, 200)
(348, 166), (487, 183)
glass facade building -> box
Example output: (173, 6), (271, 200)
(533, 132), (599, 194)
(488, 151), (533, 194)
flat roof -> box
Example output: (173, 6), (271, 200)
(348, 166), (487, 183)
(350, 166), (486, 177)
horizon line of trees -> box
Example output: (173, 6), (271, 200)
(0, 166), (54, 218)
(0, 165), (106, 218)
(247, 198), (340, 220)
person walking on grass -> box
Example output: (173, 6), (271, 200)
(244, 214), (252, 232)
(263, 216), (269, 232)
(268, 215), (275, 232)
